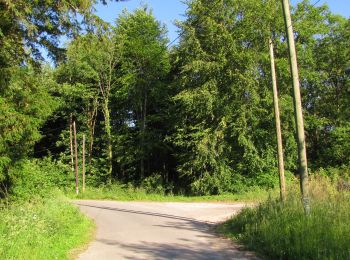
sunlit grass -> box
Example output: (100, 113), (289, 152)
(0, 192), (94, 260)
(67, 183), (275, 203)
(218, 176), (350, 259)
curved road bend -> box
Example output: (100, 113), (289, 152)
(74, 200), (259, 260)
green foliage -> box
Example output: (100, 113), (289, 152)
(0, 195), (93, 260)
(323, 123), (350, 166)
(56, 22), (120, 183)
(314, 165), (350, 183)
(113, 7), (171, 181)
(190, 166), (245, 195)
(219, 178), (350, 259)
(0, 67), (59, 184)
(0, 0), (94, 66)
(141, 173), (167, 194)
(8, 159), (72, 201)
(1, 0), (350, 199)
(169, 0), (286, 194)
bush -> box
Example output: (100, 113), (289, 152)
(8, 158), (72, 200)
(219, 177), (350, 259)
(140, 173), (166, 194)
(316, 165), (350, 182)
(190, 164), (282, 196)
(191, 171), (246, 195)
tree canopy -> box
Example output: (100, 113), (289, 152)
(0, 0), (349, 196)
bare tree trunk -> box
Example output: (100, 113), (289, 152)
(69, 114), (74, 173)
(82, 134), (86, 193)
(88, 101), (98, 176)
(140, 92), (147, 180)
(269, 37), (286, 201)
(73, 121), (79, 195)
(281, 0), (310, 213)
(103, 100), (113, 184)
(140, 101), (144, 180)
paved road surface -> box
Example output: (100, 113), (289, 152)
(74, 200), (258, 260)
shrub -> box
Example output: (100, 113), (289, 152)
(191, 171), (247, 195)
(140, 173), (166, 194)
(8, 158), (72, 200)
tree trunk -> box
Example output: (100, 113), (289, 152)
(103, 100), (113, 184)
(281, 0), (310, 213)
(88, 102), (97, 176)
(82, 134), (86, 193)
(140, 92), (147, 180)
(69, 114), (74, 173)
(269, 37), (286, 201)
(73, 121), (79, 195)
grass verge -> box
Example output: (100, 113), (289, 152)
(217, 177), (350, 259)
(68, 184), (274, 203)
(0, 192), (94, 260)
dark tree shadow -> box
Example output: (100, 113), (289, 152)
(75, 203), (216, 225)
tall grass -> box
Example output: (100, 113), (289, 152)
(218, 177), (350, 259)
(0, 192), (94, 260)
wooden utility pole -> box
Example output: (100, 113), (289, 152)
(73, 121), (79, 195)
(281, 0), (310, 212)
(269, 37), (286, 201)
(82, 134), (86, 193)
(69, 114), (74, 173)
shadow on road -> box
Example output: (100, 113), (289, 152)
(75, 203), (216, 225)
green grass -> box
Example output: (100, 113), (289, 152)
(218, 178), (350, 259)
(68, 184), (274, 202)
(0, 192), (94, 260)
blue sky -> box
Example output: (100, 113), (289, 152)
(95, 0), (350, 43)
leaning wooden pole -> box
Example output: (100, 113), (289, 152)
(269, 37), (286, 201)
(73, 121), (79, 195)
(281, 0), (310, 212)
(82, 134), (86, 193)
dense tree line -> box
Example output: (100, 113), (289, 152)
(1, 0), (349, 196)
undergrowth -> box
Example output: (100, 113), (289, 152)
(0, 192), (94, 260)
(0, 159), (94, 260)
(218, 176), (350, 259)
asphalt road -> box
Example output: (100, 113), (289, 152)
(74, 200), (258, 260)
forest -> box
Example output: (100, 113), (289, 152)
(1, 0), (350, 259)
(1, 0), (349, 197)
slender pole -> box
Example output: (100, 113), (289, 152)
(281, 0), (310, 212)
(82, 134), (86, 193)
(269, 37), (286, 201)
(73, 121), (79, 195)
(70, 114), (74, 173)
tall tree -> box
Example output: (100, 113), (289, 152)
(115, 8), (170, 181)
(0, 67), (59, 191)
(170, 0), (282, 194)
(56, 20), (119, 183)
